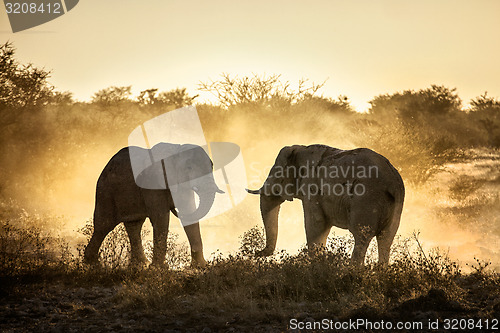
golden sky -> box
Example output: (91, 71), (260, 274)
(1, 0), (499, 111)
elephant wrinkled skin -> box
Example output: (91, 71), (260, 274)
(84, 143), (222, 268)
(248, 144), (405, 265)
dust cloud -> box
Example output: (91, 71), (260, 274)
(3, 102), (499, 270)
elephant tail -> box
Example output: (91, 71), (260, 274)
(381, 185), (405, 233)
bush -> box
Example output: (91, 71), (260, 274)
(112, 228), (474, 322)
(238, 225), (265, 257)
(0, 213), (73, 276)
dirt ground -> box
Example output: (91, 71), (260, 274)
(1, 275), (499, 333)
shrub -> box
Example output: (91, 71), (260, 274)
(238, 225), (265, 257)
(0, 212), (73, 276)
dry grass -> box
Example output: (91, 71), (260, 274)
(1, 216), (499, 329)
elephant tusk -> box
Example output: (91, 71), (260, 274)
(216, 188), (225, 194)
(246, 188), (261, 195)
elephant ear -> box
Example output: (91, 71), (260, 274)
(274, 145), (299, 170)
(292, 145), (329, 171)
(262, 145), (301, 200)
(162, 144), (214, 193)
(264, 145), (330, 199)
(151, 142), (181, 159)
(151, 143), (182, 191)
(131, 144), (179, 190)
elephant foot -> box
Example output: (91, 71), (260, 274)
(82, 259), (100, 268)
(82, 257), (106, 271)
(149, 261), (168, 270)
(129, 258), (148, 270)
(190, 250), (207, 268)
(82, 252), (99, 266)
(349, 258), (365, 267)
(129, 252), (147, 264)
(255, 247), (274, 257)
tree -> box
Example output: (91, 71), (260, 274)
(296, 95), (355, 115)
(49, 91), (74, 105)
(156, 88), (198, 108)
(199, 73), (325, 109)
(138, 87), (197, 108)
(137, 88), (158, 105)
(469, 92), (500, 113)
(369, 85), (462, 122)
(469, 92), (500, 147)
(418, 85), (462, 115)
(0, 42), (54, 126)
(91, 86), (132, 106)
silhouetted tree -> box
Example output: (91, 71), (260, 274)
(199, 73), (325, 109)
(137, 88), (158, 105)
(0, 42), (54, 126)
(469, 92), (500, 147)
(418, 85), (461, 115)
(369, 85), (462, 122)
(49, 91), (74, 105)
(91, 86), (132, 106)
(469, 92), (500, 113)
(138, 87), (197, 108)
(156, 88), (198, 108)
(296, 95), (355, 115)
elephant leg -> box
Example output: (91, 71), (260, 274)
(376, 231), (395, 265)
(349, 205), (379, 266)
(350, 223), (378, 266)
(184, 223), (207, 268)
(351, 233), (372, 266)
(124, 220), (147, 265)
(150, 213), (170, 267)
(376, 211), (401, 264)
(303, 200), (330, 251)
(84, 215), (118, 264)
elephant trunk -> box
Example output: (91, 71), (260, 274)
(256, 194), (284, 256)
(180, 188), (216, 223)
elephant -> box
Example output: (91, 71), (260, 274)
(83, 143), (223, 267)
(247, 144), (405, 265)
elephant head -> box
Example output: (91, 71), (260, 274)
(133, 143), (223, 224)
(248, 145), (331, 256)
(164, 144), (224, 224)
